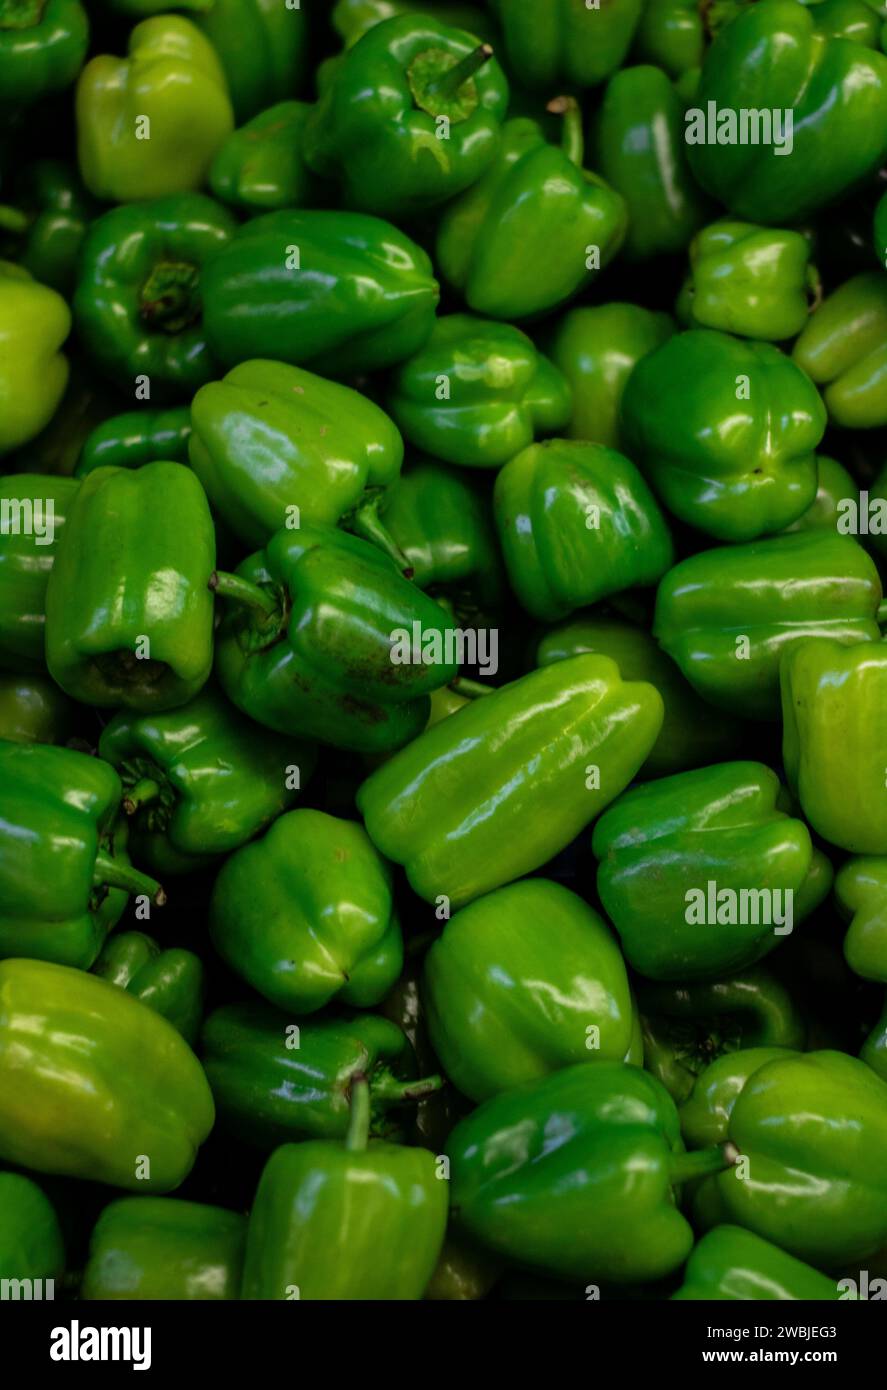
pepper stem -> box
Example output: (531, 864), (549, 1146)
(209, 570), (280, 620)
(348, 495), (414, 578)
(669, 1142), (739, 1187)
(426, 43), (493, 99)
(547, 96), (584, 168)
(93, 850), (166, 907)
(372, 1073), (443, 1104)
(122, 778), (161, 816)
(450, 676), (495, 699)
(346, 1076), (371, 1153)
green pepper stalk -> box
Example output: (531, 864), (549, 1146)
(93, 849), (166, 907)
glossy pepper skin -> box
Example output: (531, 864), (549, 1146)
(194, 0), (307, 123)
(679, 1044), (801, 1149)
(209, 103), (322, 214)
(436, 100), (627, 320)
(76, 18), (233, 204)
(686, 0), (887, 223)
(672, 1226), (841, 1301)
(0, 160), (96, 298)
(210, 809), (403, 1014)
(0, 1172), (64, 1287)
(545, 303), (674, 449)
(782, 454), (858, 534)
(92, 931), (204, 1045)
(781, 639), (887, 854)
(423, 878), (639, 1102)
(447, 1061), (735, 1284)
(0, 473), (77, 672)
(592, 761), (832, 982)
(835, 858), (887, 983)
(76, 407), (192, 478)
(0, 673), (75, 744)
(688, 1049), (887, 1267)
(0, 958), (214, 1191)
(621, 329), (826, 541)
(0, 0), (88, 106)
(240, 1083), (448, 1300)
(632, 0), (706, 78)
(81, 1198), (245, 1301)
(594, 65), (709, 261)
(0, 262), (70, 456)
(792, 273), (887, 429)
(678, 220), (818, 341)
(494, 440), (674, 623)
(653, 531), (882, 721)
(387, 315), (572, 469)
(213, 524), (458, 753)
(189, 361), (404, 551)
(304, 15), (509, 219)
(202, 210), (439, 378)
(45, 463), (215, 712)
(358, 655), (664, 908)
(489, 0), (643, 89)
(202, 1003), (440, 1148)
(73, 195), (235, 403)
(333, 0), (496, 45)
(0, 740), (164, 969)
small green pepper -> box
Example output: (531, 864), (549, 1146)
(0, 673), (75, 744)
(77, 407), (192, 477)
(678, 220), (819, 340)
(209, 102), (322, 214)
(834, 857), (887, 983)
(793, 273), (887, 429)
(91, 931), (204, 1045)
(81, 1198), (245, 1301)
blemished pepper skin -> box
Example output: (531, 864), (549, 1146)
(45, 463), (215, 713)
(447, 1061), (735, 1284)
(653, 531), (882, 721)
(781, 639), (887, 854)
(209, 103), (322, 214)
(545, 303), (674, 450)
(0, 672), (75, 744)
(494, 440), (675, 623)
(73, 195), (236, 402)
(0, 740), (164, 969)
(333, 0), (496, 46)
(592, 761), (833, 982)
(209, 809), (404, 1015)
(678, 220), (818, 341)
(594, 65), (710, 261)
(792, 273), (887, 429)
(535, 617), (738, 777)
(423, 878), (639, 1102)
(189, 361), (404, 551)
(212, 524), (458, 753)
(202, 210), (439, 378)
(76, 407), (192, 478)
(194, 0), (306, 122)
(620, 329), (826, 541)
(92, 931), (204, 1045)
(201, 1003), (440, 1148)
(358, 655), (664, 909)
(687, 1049), (887, 1268)
(0, 958), (215, 1191)
(0, 1172), (64, 1286)
(0, 159), (97, 298)
(686, 0), (887, 223)
(81, 1198), (246, 1301)
(671, 1226), (841, 1301)
(0, 263), (70, 456)
(835, 858), (887, 983)
(0, 473), (77, 672)
(304, 15), (509, 220)
(489, 0), (643, 89)
(240, 1084), (448, 1300)
(75, 17), (234, 203)
(435, 101), (628, 320)
(0, 0), (88, 106)
(387, 315), (572, 468)
(782, 454), (859, 534)
(632, 0), (705, 78)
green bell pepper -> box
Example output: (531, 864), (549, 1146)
(6, 362), (114, 479)
(387, 315), (572, 469)
(489, 0), (643, 89)
(333, 0), (495, 46)
(678, 220), (819, 340)
(202, 1002), (441, 1148)
(45, 462), (215, 712)
(0, 672), (75, 744)
(679, 1044), (802, 1148)
(81, 1197), (245, 1301)
(621, 329), (826, 541)
(545, 303), (674, 450)
(209, 102), (321, 214)
(423, 877), (639, 1102)
(92, 931), (204, 1045)
(494, 439), (674, 623)
(304, 15), (509, 218)
(0, 473), (77, 672)
(213, 523), (458, 753)
(189, 360), (404, 551)
(0, 1171), (64, 1288)
(782, 638), (887, 854)
(0, 0), (88, 107)
(862, 997), (887, 1081)
(0, 262), (70, 456)
(194, 0), (308, 123)
(447, 1061), (736, 1283)
(835, 856), (887, 982)
(792, 272), (887, 429)
(782, 454), (859, 533)
(809, 0), (884, 44)
(240, 1080), (448, 1299)
(0, 958), (214, 1190)
(632, 0), (706, 78)
(358, 655), (664, 908)
(76, 16), (234, 203)
(653, 531), (881, 721)
(436, 99), (627, 320)
(672, 1225), (840, 1300)
(592, 761), (833, 981)
(73, 194), (236, 402)
(0, 159), (96, 297)
(0, 739), (164, 968)
(686, 0), (887, 222)
(76, 407), (192, 478)
(202, 210), (439, 378)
